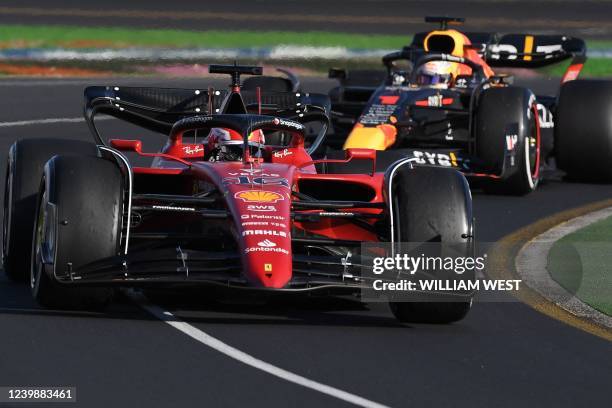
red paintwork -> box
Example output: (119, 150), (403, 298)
(133, 167), (186, 175)
(561, 63), (584, 83)
(531, 103), (541, 180)
(380, 95), (400, 105)
(110, 139), (142, 152)
(117, 129), (385, 289)
(415, 97), (454, 107)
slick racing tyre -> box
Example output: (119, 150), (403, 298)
(388, 165), (474, 324)
(555, 79), (612, 182)
(475, 87), (541, 195)
(31, 155), (122, 309)
(3, 139), (98, 282)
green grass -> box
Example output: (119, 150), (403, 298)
(0, 23), (609, 51)
(541, 58), (612, 77)
(0, 24), (410, 49)
(585, 40), (612, 49)
(0, 24), (610, 76)
(547, 216), (612, 316)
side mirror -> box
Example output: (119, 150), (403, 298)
(110, 139), (142, 153)
(345, 148), (377, 175)
(345, 148), (377, 161)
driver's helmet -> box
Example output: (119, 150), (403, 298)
(207, 127), (265, 161)
(415, 61), (457, 89)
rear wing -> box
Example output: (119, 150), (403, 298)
(485, 34), (586, 83)
(84, 86), (330, 146)
(483, 34), (586, 67)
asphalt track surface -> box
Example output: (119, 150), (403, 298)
(0, 76), (611, 408)
(1, 1), (612, 37)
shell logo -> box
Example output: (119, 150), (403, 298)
(235, 190), (284, 203)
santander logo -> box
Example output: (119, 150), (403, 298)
(257, 239), (277, 248)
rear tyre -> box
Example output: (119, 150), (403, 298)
(555, 79), (612, 181)
(31, 155), (122, 309)
(2, 139), (98, 281)
(475, 87), (541, 195)
(388, 165), (474, 324)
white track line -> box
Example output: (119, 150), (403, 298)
(0, 116), (113, 127)
(129, 292), (390, 408)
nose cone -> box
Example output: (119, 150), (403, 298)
(242, 241), (292, 288)
(222, 165), (294, 289)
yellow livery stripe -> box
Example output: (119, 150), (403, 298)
(524, 35), (534, 61)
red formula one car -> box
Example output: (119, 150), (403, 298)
(2, 65), (474, 323)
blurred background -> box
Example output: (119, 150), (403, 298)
(0, 0), (610, 78)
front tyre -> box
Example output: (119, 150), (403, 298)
(475, 87), (541, 195)
(31, 155), (123, 309)
(387, 165), (474, 324)
(3, 139), (98, 281)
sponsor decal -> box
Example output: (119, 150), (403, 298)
(505, 134), (518, 151)
(245, 246), (289, 255)
(445, 123), (453, 141)
(414, 96), (453, 107)
(235, 190), (284, 203)
(241, 214), (285, 220)
(228, 168), (266, 175)
(242, 229), (287, 238)
(258, 239), (276, 248)
(182, 145), (204, 155)
(272, 117), (303, 130)
(224, 176), (289, 188)
(273, 149), (293, 158)
(489, 40), (561, 63)
(246, 204), (277, 212)
(562, 64), (582, 83)
(412, 150), (453, 167)
(152, 205), (196, 212)
(360, 103), (397, 125)
(242, 221), (270, 227)
(449, 152), (458, 167)
(242, 221), (286, 228)
(455, 77), (468, 88)
(536, 103), (554, 129)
